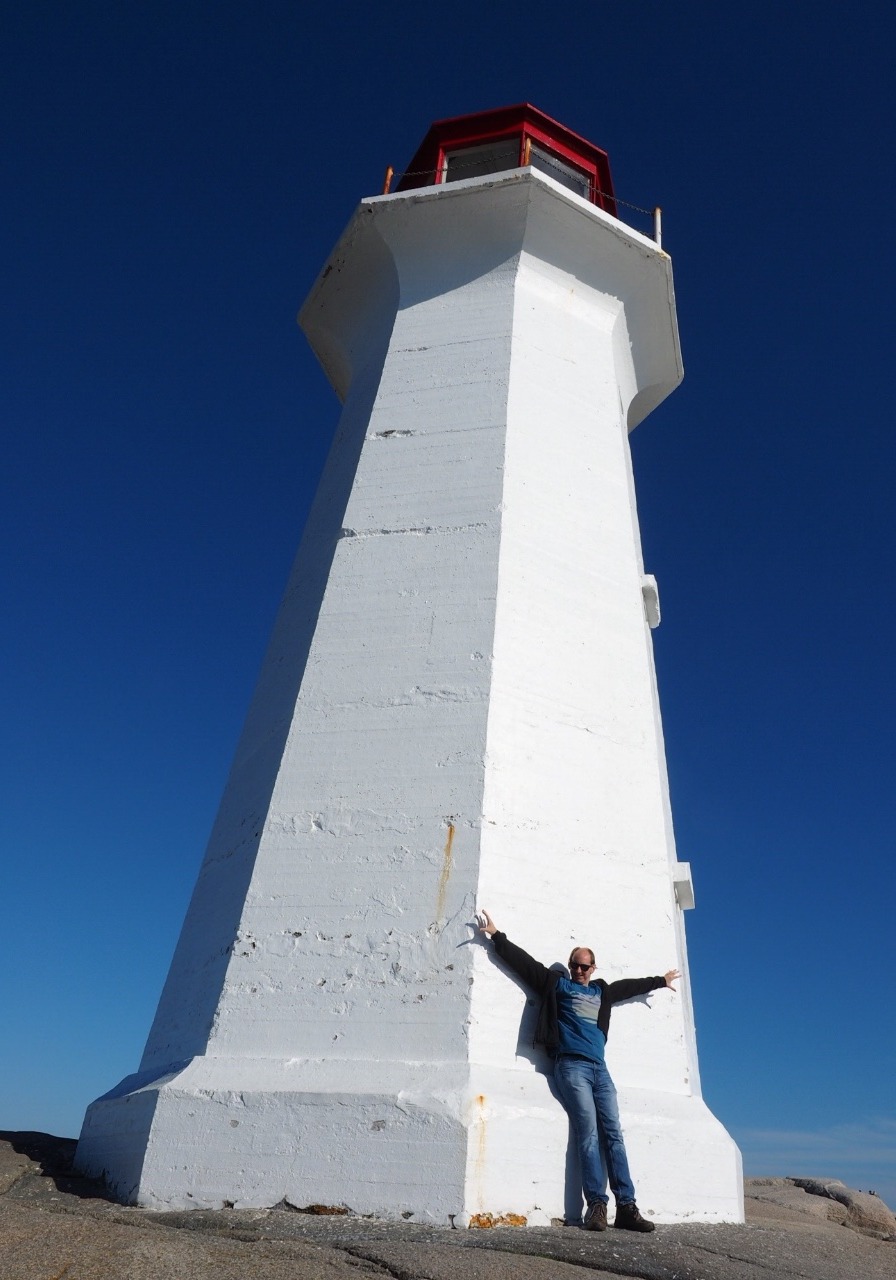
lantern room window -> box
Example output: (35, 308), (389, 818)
(526, 141), (591, 199)
(444, 138), (520, 183)
(442, 136), (592, 200)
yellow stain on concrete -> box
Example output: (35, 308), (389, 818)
(435, 821), (455, 922)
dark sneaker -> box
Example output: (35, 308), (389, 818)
(584, 1201), (608, 1231)
(614, 1202), (655, 1232)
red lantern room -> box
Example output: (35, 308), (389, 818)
(395, 103), (617, 217)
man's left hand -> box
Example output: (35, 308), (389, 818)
(663, 969), (681, 990)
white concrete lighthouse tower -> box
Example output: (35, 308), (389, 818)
(77, 105), (743, 1224)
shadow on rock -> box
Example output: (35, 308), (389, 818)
(0, 1130), (115, 1203)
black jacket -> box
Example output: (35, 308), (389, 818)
(491, 931), (666, 1056)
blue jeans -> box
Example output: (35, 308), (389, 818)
(554, 1054), (636, 1207)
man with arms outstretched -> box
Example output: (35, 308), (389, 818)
(476, 909), (680, 1233)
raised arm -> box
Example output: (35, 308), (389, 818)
(605, 968), (680, 1002)
(475, 909), (552, 992)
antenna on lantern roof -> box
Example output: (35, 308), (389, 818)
(391, 103), (618, 216)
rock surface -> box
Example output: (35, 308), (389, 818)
(1, 1132), (893, 1280)
(788, 1176), (896, 1235)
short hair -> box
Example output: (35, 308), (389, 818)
(568, 946), (596, 968)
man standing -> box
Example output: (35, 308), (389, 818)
(476, 909), (680, 1232)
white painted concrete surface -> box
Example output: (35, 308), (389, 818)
(77, 167), (743, 1224)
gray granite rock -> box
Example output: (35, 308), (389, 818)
(745, 1176), (849, 1224)
(0, 1144), (36, 1197)
(789, 1176), (896, 1237)
(2, 1133), (894, 1280)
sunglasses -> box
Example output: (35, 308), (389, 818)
(569, 962), (593, 971)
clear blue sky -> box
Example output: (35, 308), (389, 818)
(3, 2), (894, 1207)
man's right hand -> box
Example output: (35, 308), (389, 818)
(475, 909), (497, 937)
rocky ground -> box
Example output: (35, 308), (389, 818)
(1, 1132), (893, 1280)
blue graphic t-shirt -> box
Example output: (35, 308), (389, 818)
(555, 977), (605, 1061)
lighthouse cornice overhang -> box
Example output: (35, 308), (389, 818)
(299, 168), (682, 429)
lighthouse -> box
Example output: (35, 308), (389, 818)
(77, 105), (743, 1224)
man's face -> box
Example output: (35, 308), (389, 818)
(569, 949), (595, 986)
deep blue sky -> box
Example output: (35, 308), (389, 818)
(4, 2), (894, 1206)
